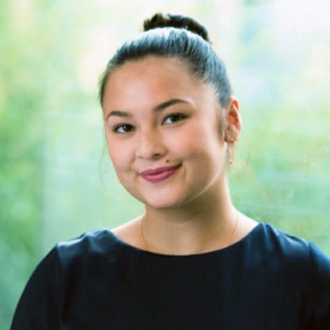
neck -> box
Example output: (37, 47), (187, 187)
(141, 179), (238, 255)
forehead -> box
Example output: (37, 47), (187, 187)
(107, 57), (199, 91)
(102, 56), (217, 111)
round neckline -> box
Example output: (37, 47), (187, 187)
(110, 222), (263, 258)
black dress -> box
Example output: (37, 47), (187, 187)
(10, 223), (330, 329)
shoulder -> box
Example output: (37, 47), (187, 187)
(245, 222), (330, 276)
(247, 223), (330, 326)
(255, 222), (313, 257)
(55, 229), (121, 269)
(57, 228), (117, 251)
(247, 222), (330, 285)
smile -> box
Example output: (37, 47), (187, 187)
(140, 165), (181, 183)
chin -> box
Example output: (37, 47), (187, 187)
(142, 189), (201, 210)
(141, 196), (182, 210)
(129, 187), (184, 210)
(124, 176), (216, 210)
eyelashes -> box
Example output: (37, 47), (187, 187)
(111, 112), (188, 134)
(112, 124), (135, 134)
(162, 113), (188, 124)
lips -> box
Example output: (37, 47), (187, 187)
(140, 165), (181, 183)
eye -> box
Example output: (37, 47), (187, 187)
(112, 124), (135, 134)
(163, 113), (187, 125)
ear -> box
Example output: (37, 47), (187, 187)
(224, 96), (242, 143)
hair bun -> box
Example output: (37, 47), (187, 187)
(143, 13), (210, 42)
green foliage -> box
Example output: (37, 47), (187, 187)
(0, 1), (45, 326)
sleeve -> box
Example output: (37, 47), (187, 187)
(310, 242), (330, 329)
(10, 247), (63, 330)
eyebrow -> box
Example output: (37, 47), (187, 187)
(105, 98), (189, 121)
(154, 99), (189, 111)
(106, 110), (131, 120)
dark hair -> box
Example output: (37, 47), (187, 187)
(99, 13), (232, 108)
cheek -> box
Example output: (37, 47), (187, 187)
(105, 138), (130, 173)
(108, 147), (131, 170)
(184, 119), (223, 154)
(192, 126), (225, 171)
(104, 127), (132, 168)
(171, 133), (223, 176)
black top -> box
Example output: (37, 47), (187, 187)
(10, 223), (330, 330)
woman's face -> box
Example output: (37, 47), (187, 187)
(102, 57), (240, 210)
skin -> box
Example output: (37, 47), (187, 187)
(102, 56), (257, 255)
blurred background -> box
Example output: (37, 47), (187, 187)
(1, 0), (330, 327)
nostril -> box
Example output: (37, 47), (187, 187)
(152, 153), (163, 160)
(136, 132), (166, 160)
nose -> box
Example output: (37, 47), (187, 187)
(136, 128), (167, 160)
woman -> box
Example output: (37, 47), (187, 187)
(11, 13), (330, 329)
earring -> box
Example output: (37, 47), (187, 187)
(229, 141), (237, 165)
(117, 178), (121, 184)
